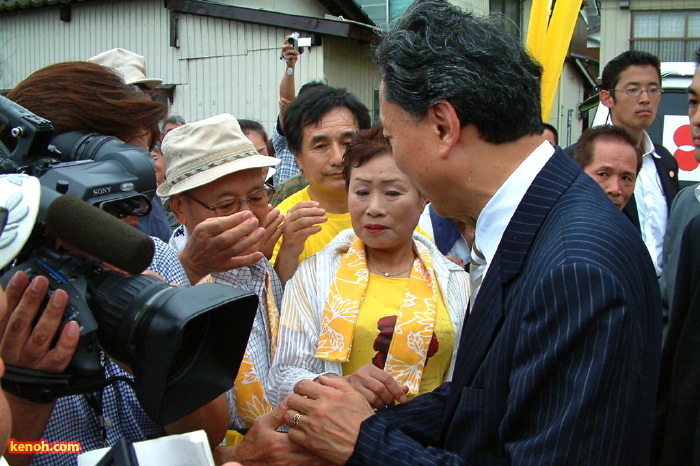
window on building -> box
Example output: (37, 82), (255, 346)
(632, 10), (700, 62)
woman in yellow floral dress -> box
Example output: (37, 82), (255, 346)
(269, 126), (469, 409)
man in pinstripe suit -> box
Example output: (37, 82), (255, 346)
(274, 1), (662, 465)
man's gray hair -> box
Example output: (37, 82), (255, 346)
(375, 0), (543, 143)
(159, 115), (187, 133)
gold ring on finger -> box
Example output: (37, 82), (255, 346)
(292, 412), (303, 428)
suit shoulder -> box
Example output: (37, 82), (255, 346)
(541, 175), (652, 270)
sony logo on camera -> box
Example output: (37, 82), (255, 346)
(93, 186), (112, 195)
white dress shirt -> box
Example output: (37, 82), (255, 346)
(471, 141), (554, 303)
(634, 131), (667, 276)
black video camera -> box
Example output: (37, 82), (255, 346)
(0, 95), (155, 218)
(0, 95), (258, 425)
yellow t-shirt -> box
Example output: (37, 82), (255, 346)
(341, 273), (454, 395)
(272, 187), (433, 266)
(272, 187), (351, 265)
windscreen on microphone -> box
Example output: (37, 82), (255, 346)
(44, 194), (155, 275)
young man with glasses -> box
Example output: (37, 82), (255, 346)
(158, 113), (284, 438)
(598, 50), (680, 278)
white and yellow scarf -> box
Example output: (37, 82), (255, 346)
(199, 271), (278, 428)
(315, 237), (438, 394)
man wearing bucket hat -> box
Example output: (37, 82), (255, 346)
(159, 113), (285, 437)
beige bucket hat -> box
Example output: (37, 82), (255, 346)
(157, 113), (279, 198)
(89, 48), (162, 90)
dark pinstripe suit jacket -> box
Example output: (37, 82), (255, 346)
(347, 149), (662, 465)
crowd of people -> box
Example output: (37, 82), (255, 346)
(0, 0), (699, 464)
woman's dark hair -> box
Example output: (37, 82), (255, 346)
(7, 61), (166, 148)
(341, 124), (391, 190)
(237, 119), (268, 143)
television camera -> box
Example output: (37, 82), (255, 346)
(0, 95), (257, 425)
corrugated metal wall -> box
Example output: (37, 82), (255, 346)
(0, 0), (177, 89)
(174, 12), (327, 132)
(0, 0), (377, 136)
(323, 35), (379, 122)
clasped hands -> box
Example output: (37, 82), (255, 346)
(220, 366), (406, 465)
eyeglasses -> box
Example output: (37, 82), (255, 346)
(184, 185), (275, 216)
(612, 87), (663, 98)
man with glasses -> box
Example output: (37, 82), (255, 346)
(597, 51), (680, 278)
(157, 113), (284, 438)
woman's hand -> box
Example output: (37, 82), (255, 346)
(344, 364), (409, 409)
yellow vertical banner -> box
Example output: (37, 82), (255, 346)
(526, 0), (550, 66)
(539, 0), (581, 120)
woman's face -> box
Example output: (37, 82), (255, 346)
(348, 152), (425, 252)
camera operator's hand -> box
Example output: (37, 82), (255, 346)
(178, 210), (266, 285)
(0, 271), (80, 466)
(0, 271), (79, 373)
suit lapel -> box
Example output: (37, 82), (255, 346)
(441, 149), (580, 433)
(651, 148), (678, 212)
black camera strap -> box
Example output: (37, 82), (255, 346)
(1, 364), (133, 404)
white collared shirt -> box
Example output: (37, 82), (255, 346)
(634, 131), (667, 276)
(471, 141), (554, 303)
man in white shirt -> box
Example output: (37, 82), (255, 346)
(598, 50), (680, 276)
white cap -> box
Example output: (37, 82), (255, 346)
(89, 48), (162, 89)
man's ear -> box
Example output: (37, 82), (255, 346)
(293, 154), (304, 173)
(169, 195), (186, 224)
(429, 100), (461, 158)
(420, 196), (429, 210)
(600, 89), (615, 109)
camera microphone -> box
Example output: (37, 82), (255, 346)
(43, 191), (155, 275)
